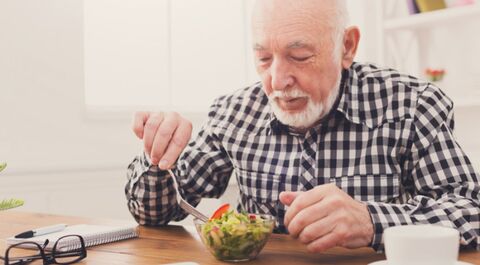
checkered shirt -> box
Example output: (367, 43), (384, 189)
(125, 62), (480, 251)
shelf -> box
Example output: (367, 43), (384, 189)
(384, 5), (480, 31)
(451, 96), (480, 107)
(443, 87), (480, 107)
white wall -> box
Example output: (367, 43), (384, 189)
(85, 0), (254, 112)
(84, 0), (170, 108)
(0, 0), (138, 174)
(0, 0), (140, 219)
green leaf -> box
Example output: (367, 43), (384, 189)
(0, 164), (24, 210)
(0, 198), (24, 211)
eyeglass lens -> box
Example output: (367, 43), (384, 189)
(52, 235), (86, 264)
(5, 242), (45, 265)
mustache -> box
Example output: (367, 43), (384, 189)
(269, 89), (310, 99)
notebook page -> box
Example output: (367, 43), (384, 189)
(7, 224), (138, 251)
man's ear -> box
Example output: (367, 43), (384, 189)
(341, 26), (360, 69)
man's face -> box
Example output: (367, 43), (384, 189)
(252, 0), (343, 128)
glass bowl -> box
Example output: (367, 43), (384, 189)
(194, 213), (275, 262)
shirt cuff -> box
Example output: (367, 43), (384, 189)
(365, 201), (413, 252)
(127, 151), (167, 193)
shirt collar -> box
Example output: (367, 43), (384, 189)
(335, 62), (381, 129)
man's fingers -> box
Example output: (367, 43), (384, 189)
(284, 184), (373, 252)
(132, 112), (150, 139)
(287, 201), (329, 238)
(296, 214), (336, 244)
(279, 191), (300, 206)
(150, 112), (180, 165)
(158, 119), (192, 170)
(143, 113), (165, 158)
(283, 184), (332, 227)
(306, 231), (339, 253)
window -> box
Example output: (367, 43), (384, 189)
(84, 0), (256, 112)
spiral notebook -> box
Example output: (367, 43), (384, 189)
(7, 224), (138, 251)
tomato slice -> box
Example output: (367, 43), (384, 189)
(210, 203), (230, 220)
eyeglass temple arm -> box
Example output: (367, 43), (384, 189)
(42, 239), (50, 249)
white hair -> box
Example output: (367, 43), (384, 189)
(329, 0), (350, 64)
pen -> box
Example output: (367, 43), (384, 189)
(14, 224), (67, 239)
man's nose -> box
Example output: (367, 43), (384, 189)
(270, 59), (294, 91)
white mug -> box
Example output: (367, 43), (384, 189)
(384, 225), (460, 265)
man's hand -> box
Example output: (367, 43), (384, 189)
(279, 183), (374, 252)
(132, 111), (192, 170)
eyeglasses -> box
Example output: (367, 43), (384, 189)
(0, 235), (86, 265)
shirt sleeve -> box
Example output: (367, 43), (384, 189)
(125, 98), (234, 226)
(366, 84), (480, 252)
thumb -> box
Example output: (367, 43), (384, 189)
(279, 191), (301, 206)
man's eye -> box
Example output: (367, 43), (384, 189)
(259, 57), (271, 63)
(292, 56), (312, 62)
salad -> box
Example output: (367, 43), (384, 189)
(196, 204), (275, 261)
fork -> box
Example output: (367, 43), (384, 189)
(167, 169), (209, 222)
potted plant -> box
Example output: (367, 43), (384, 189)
(425, 68), (446, 82)
(0, 162), (24, 211)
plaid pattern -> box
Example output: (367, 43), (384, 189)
(125, 62), (480, 251)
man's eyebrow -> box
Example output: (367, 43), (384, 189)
(253, 41), (315, 51)
(287, 41), (314, 50)
(253, 43), (265, 51)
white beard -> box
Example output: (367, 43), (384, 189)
(267, 76), (341, 129)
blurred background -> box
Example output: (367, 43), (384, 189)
(1, 0), (479, 223)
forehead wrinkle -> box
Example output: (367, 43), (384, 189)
(254, 13), (329, 34)
(253, 19), (322, 41)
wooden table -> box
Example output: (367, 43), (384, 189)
(1, 212), (478, 265)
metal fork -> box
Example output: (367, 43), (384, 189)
(167, 169), (209, 222)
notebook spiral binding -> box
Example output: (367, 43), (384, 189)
(58, 228), (138, 252)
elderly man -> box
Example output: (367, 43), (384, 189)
(125, 0), (480, 252)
